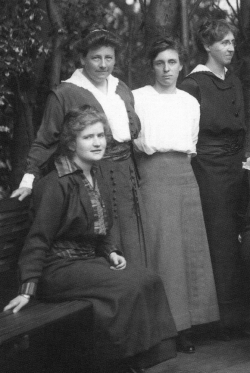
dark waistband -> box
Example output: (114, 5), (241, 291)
(197, 131), (245, 155)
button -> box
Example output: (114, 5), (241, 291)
(232, 100), (235, 104)
(113, 196), (116, 200)
(113, 188), (116, 192)
(235, 112), (239, 117)
(114, 215), (118, 219)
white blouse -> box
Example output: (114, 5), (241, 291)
(132, 86), (200, 155)
(63, 69), (131, 142)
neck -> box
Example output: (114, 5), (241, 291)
(153, 83), (177, 94)
(73, 158), (94, 185)
(206, 59), (225, 79)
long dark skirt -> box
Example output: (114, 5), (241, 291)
(99, 156), (148, 266)
(136, 152), (219, 332)
(39, 257), (177, 361)
(191, 149), (246, 327)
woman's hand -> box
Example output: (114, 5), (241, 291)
(11, 187), (32, 201)
(3, 295), (30, 313)
(109, 252), (126, 270)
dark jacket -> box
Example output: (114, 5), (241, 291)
(180, 69), (247, 153)
(19, 166), (117, 288)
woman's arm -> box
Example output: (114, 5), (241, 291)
(11, 93), (65, 200)
(18, 175), (65, 284)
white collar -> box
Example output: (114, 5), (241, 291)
(189, 64), (228, 76)
(62, 69), (119, 95)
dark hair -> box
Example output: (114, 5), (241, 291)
(197, 19), (237, 51)
(60, 106), (110, 159)
(77, 29), (122, 58)
(147, 38), (187, 67)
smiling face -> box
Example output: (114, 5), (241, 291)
(205, 31), (235, 67)
(72, 122), (107, 169)
(153, 49), (183, 92)
(82, 46), (116, 86)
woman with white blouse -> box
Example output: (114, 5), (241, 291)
(133, 38), (219, 353)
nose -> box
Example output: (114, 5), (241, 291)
(99, 58), (107, 68)
(228, 43), (234, 52)
(163, 63), (170, 72)
(93, 136), (101, 146)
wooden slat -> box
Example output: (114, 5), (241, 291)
(0, 300), (92, 345)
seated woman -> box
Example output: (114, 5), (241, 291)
(4, 107), (177, 373)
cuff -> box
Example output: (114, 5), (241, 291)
(19, 282), (37, 297)
(19, 174), (35, 189)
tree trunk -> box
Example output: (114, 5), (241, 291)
(145, 0), (181, 45)
(46, 0), (65, 89)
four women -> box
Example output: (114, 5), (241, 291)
(6, 18), (248, 367)
(133, 38), (219, 353)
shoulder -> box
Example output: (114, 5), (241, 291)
(116, 79), (134, 104)
(132, 86), (154, 102)
(177, 89), (199, 105)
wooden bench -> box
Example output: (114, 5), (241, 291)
(0, 197), (93, 372)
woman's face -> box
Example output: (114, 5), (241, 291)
(153, 49), (183, 91)
(72, 122), (107, 168)
(205, 31), (235, 67)
(82, 46), (116, 85)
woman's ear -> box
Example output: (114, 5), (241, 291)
(204, 44), (210, 53)
(80, 54), (85, 67)
(69, 141), (76, 153)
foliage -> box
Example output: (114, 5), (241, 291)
(0, 0), (48, 196)
(0, 0), (47, 116)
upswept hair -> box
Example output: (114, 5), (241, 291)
(147, 38), (187, 67)
(197, 19), (237, 50)
(60, 106), (110, 159)
(77, 29), (122, 58)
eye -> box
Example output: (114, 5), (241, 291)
(154, 61), (163, 66)
(83, 135), (93, 139)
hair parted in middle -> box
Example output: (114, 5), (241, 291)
(77, 29), (122, 58)
(60, 105), (111, 159)
(147, 38), (187, 67)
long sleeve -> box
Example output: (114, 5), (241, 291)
(18, 173), (65, 285)
(26, 93), (65, 179)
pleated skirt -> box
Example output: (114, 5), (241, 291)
(136, 151), (220, 331)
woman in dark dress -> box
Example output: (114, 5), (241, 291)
(11, 30), (148, 266)
(180, 19), (247, 335)
(5, 107), (177, 373)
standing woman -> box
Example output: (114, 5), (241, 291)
(180, 19), (247, 334)
(133, 39), (219, 353)
(11, 30), (147, 265)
